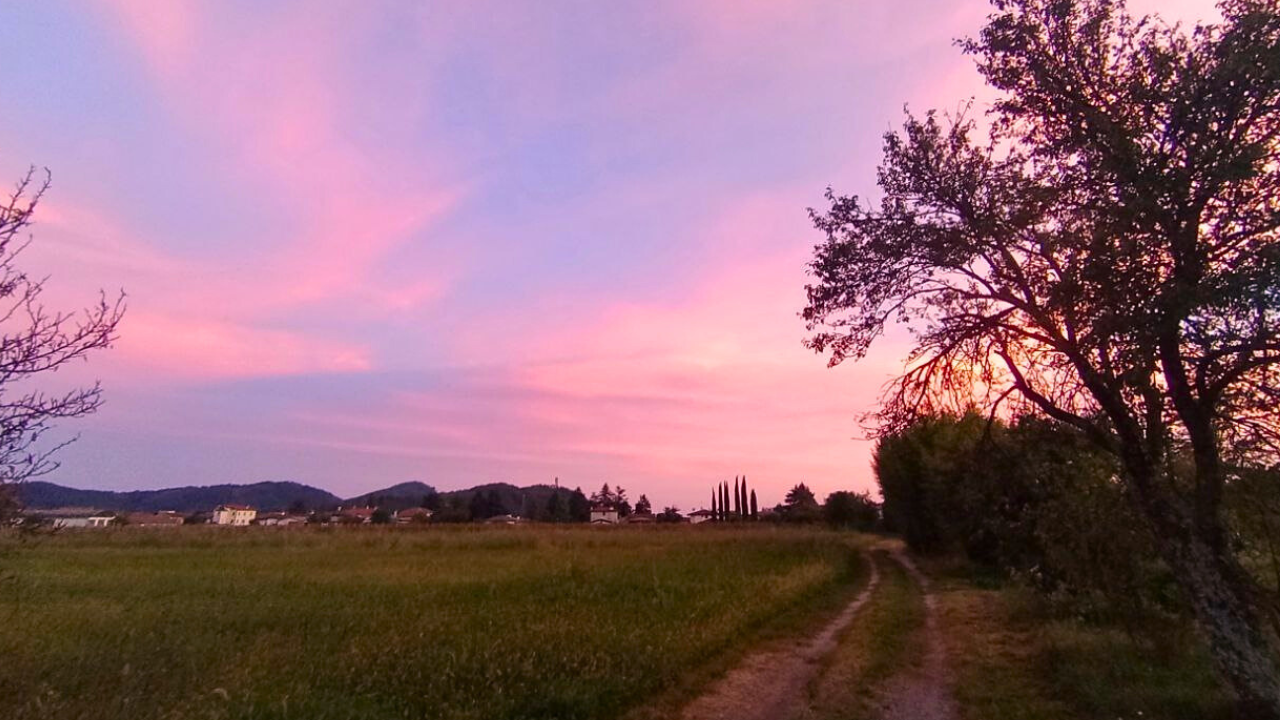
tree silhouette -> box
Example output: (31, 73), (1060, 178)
(785, 483), (817, 507)
(803, 1), (1280, 711)
(0, 169), (123, 522)
(568, 487), (590, 522)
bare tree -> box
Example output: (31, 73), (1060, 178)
(0, 168), (124, 519)
(803, 0), (1280, 714)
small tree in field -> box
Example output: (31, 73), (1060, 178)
(803, 0), (1280, 711)
(0, 169), (123, 523)
(783, 483), (821, 523)
(657, 506), (683, 523)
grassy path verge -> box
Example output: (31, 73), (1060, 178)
(932, 574), (1235, 720)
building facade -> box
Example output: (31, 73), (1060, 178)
(211, 504), (257, 526)
(590, 504), (619, 524)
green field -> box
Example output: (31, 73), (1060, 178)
(0, 526), (866, 720)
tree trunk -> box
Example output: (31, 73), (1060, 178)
(1142, 491), (1280, 718)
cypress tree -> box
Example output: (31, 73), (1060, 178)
(750, 489), (758, 519)
(721, 482), (729, 521)
(740, 476), (748, 518)
(733, 477), (740, 517)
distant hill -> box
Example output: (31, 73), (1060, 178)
(343, 481), (437, 511)
(16, 481), (342, 513)
(349, 481), (574, 516)
(16, 479), (587, 517)
(439, 482), (564, 516)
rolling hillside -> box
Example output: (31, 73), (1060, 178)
(16, 481), (343, 513)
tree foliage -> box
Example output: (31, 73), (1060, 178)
(823, 490), (881, 532)
(876, 412), (1171, 620)
(873, 410), (989, 552)
(782, 483), (821, 523)
(656, 506), (683, 523)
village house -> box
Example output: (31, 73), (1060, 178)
(396, 507), (433, 524)
(333, 506), (376, 524)
(211, 504), (257, 526)
(256, 512), (306, 526)
(590, 503), (619, 524)
(688, 509), (716, 525)
(622, 512), (654, 524)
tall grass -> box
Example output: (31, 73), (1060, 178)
(0, 525), (863, 720)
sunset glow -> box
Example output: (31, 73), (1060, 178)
(2, 0), (1217, 506)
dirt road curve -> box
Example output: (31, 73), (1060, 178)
(676, 552), (881, 720)
(869, 549), (958, 720)
(674, 546), (957, 720)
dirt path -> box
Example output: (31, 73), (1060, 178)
(867, 548), (958, 720)
(676, 551), (881, 720)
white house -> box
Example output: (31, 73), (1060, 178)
(212, 504), (257, 526)
(590, 503), (618, 524)
(688, 509), (716, 525)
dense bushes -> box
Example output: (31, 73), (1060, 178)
(822, 491), (879, 531)
(874, 413), (1176, 617)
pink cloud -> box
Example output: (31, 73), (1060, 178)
(114, 311), (372, 380)
(73, 0), (470, 386)
(93, 0), (464, 295)
(92, 0), (200, 80)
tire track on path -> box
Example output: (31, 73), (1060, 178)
(867, 548), (957, 720)
(675, 551), (881, 720)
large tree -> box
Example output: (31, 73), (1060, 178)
(802, 0), (1280, 713)
(0, 169), (122, 521)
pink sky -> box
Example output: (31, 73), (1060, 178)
(1, 0), (1219, 508)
